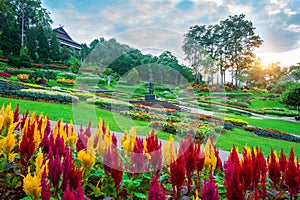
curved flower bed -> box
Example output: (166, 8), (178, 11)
(245, 126), (300, 143)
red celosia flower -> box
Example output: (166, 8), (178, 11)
(285, 148), (300, 197)
(76, 125), (90, 152)
(48, 151), (63, 195)
(240, 147), (253, 191)
(110, 157), (123, 199)
(62, 147), (72, 191)
(195, 141), (205, 177)
(224, 146), (244, 200)
(19, 118), (36, 170)
(130, 137), (145, 173)
(268, 149), (281, 187)
(104, 149), (123, 199)
(170, 156), (185, 199)
(213, 144), (223, 170)
(146, 130), (162, 173)
(148, 176), (166, 200)
(74, 179), (85, 200)
(103, 148), (113, 174)
(41, 168), (51, 200)
(279, 149), (287, 187)
(202, 169), (220, 200)
(62, 184), (75, 200)
(13, 104), (19, 123)
(181, 135), (197, 193)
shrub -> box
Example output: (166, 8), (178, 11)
(224, 118), (248, 126)
(0, 72), (11, 78)
(56, 78), (76, 85)
(224, 123), (234, 130)
(17, 74), (29, 81)
(163, 122), (177, 134)
(5, 68), (33, 75)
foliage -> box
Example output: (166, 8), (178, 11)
(125, 68), (141, 86)
(56, 78), (76, 85)
(245, 126), (300, 143)
(0, 72), (12, 78)
(183, 14), (263, 86)
(282, 84), (300, 114)
(224, 117), (248, 126)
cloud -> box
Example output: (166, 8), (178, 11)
(42, 0), (300, 63)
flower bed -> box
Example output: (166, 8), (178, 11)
(245, 126), (300, 143)
(17, 74), (29, 81)
(221, 99), (250, 108)
(0, 72), (11, 78)
(87, 97), (133, 111)
(0, 81), (78, 104)
(0, 104), (300, 199)
(56, 78), (76, 85)
(224, 117), (248, 126)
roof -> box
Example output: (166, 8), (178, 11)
(54, 27), (82, 50)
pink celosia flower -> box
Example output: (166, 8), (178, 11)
(148, 176), (165, 200)
(202, 170), (220, 200)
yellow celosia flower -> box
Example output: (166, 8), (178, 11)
(0, 104), (14, 131)
(0, 129), (16, 154)
(94, 124), (112, 156)
(121, 129), (128, 147)
(163, 134), (176, 165)
(35, 151), (44, 178)
(203, 138), (217, 171)
(8, 152), (17, 163)
(53, 121), (59, 139)
(192, 190), (200, 200)
(67, 120), (77, 145)
(78, 149), (95, 170)
(143, 139), (148, 153)
(23, 168), (42, 200)
(122, 127), (136, 153)
(3, 104), (14, 130)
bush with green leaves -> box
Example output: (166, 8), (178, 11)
(282, 83), (300, 115)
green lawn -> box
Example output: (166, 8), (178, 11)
(249, 98), (286, 109)
(216, 128), (300, 158)
(0, 97), (176, 140)
(216, 113), (300, 135)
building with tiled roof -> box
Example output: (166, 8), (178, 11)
(54, 26), (82, 50)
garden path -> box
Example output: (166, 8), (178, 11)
(178, 103), (300, 123)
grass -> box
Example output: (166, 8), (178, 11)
(0, 97), (177, 141)
(215, 128), (300, 158)
(249, 98), (286, 109)
(215, 113), (300, 135)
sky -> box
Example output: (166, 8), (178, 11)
(42, 0), (300, 66)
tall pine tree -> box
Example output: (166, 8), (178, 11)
(36, 25), (50, 62)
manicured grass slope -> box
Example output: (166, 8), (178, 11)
(0, 97), (173, 140)
(216, 129), (300, 158)
(249, 98), (286, 109)
(216, 113), (300, 135)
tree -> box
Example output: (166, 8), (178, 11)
(182, 25), (208, 84)
(264, 62), (286, 85)
(36, 25), (50, 61)
(5, 0), (52, 47)
(245, 58), (265, 87)
(288, 65), (300, 81)
(26, 27), (38, 60)
(125, 68), (141, 85)
(49, 32), (61, 61)
(220, 14), (263, 86)
(0, 17), (21, 56)
(282, 84), (300, 115)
